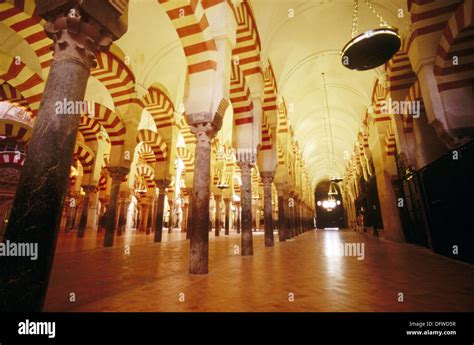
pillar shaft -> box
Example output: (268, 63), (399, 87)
(154, 180), (169, 242)
(224, 198), (231, 235)
(185, 188), (193, 240)
(214, 194), (222, 236)
(189, 122), (218, 274)
(239, 160), (253, 255)
(261, 172), (274, 247)
(236, 203), (241, 234)
(104, 167), (128, 247)
(0, 3), (126, 311)
(77, 186), (95, 238)
(277, 192), (287, 242)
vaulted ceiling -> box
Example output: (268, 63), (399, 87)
(89, 0), (411, 189)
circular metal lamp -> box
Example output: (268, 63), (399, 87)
(341, 0), (401, 71)
(341, 28), (401, 71)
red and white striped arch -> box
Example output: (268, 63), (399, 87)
(0, 150), (25, 167)
(142, 86), (175, 131)
(386, 41), (417, 94)
(136, 163), (155, 188)
(176, 146), (195, 173)
(277, 99), (288, 134)
(137, 129), (168, 162)
(260, 112), (271, 151)
(91, 51), (137, 109)
(0, 82), (30, 110)
(178, 116), (196, 145)
(370, 79), (390, 123)
(0, 117), (32, 144)
(137, 143), (156, 165)
(407, 0), (463, 51)
(74, 142), (95, 175)
(384, 124), (397, 156)
(82, 103), (125, 146)
(263, 62), (278, 113)
(158, 0), (217, 75)
(0, 0), (53, 70)
(232, 0), (261, 77)
(0, 55), (44, 116)
(230, 61), (253, 126)
(434, 0), (474, 92)
(403, 80), (424, 133)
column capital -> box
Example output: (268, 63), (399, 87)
(81, 185), (96, 195)
(107, 166), (129, 183)
(236, 148), (257, 167)
(189, 120), (220, 148)
(260, 171), (274, 185)
(155, 179), (170, 191)
(41, 4), (126, 69)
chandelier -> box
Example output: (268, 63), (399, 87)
(341, 0), (401, 71)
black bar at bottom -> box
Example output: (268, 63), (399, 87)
(0, 312), (472, 345)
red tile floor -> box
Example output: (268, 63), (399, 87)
(44, 228), (474, 312)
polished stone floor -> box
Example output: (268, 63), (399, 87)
(44, 228), (474, 312)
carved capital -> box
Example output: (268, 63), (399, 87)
(82, 185), (96, 195)
(43, 6), (118, 69)
(155, 179), (170, 191)
(237, 160), (253, 176)
(235, 148), (257, 167)
(107, 166), (129, 183)
(190, 122), (219, 148)
(260, 171), (274, 186)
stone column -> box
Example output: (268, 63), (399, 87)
(146, 197), (153, 234)
(277, 186), (287, 242)
(116, 192), (128, 236)
(235, 202), (241, 234)
(184, 187), (193, 240)
(0, 1), (127, 311)
(237, 157), (254, 256)
(167, 193), (175, 233)
(77, 185), (95, 238)
(154, 179), (170, 242)
(104, 167), (129, 247)
(188, 121), (219, 274)
(287, 191), (294, 239)
(224, 198), (231, 235)
(87, 191), (99, 231)
(181, 202), (188, 233)
(214, 194), (222, 236)
(261, 172), (274, 247)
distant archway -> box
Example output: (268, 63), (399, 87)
(314, 181), (345, 229)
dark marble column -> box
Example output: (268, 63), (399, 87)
(145, 197), (152, 235)
(167, 197), (174, 233)
(277, 187), (287, 242)
(237, 156), (254, 256)
(224, 198), (231, 235)
(236, 202), (241, 234)
(294, 197), (300, 236)
(117, 192), (128, 236)
(181, 203), (188, 233)
(286, 191), (294, 239)
(214, 194), (222, 237)
(77, 185), (95, 238)
(184, 187), (193, 240)
(261, 171), (274, 247)
(154, 179), (170, 242)
(104, 167), (128, 247)
(187, 120), (220, 274)
(0, 2), (127, 311)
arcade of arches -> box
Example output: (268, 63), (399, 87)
(0, 0), (473, 312)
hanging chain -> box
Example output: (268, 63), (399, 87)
(365, 0), (389, 28)
(351, 0), (359, 38)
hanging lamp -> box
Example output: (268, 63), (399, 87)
(341, 0), (401, 71)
